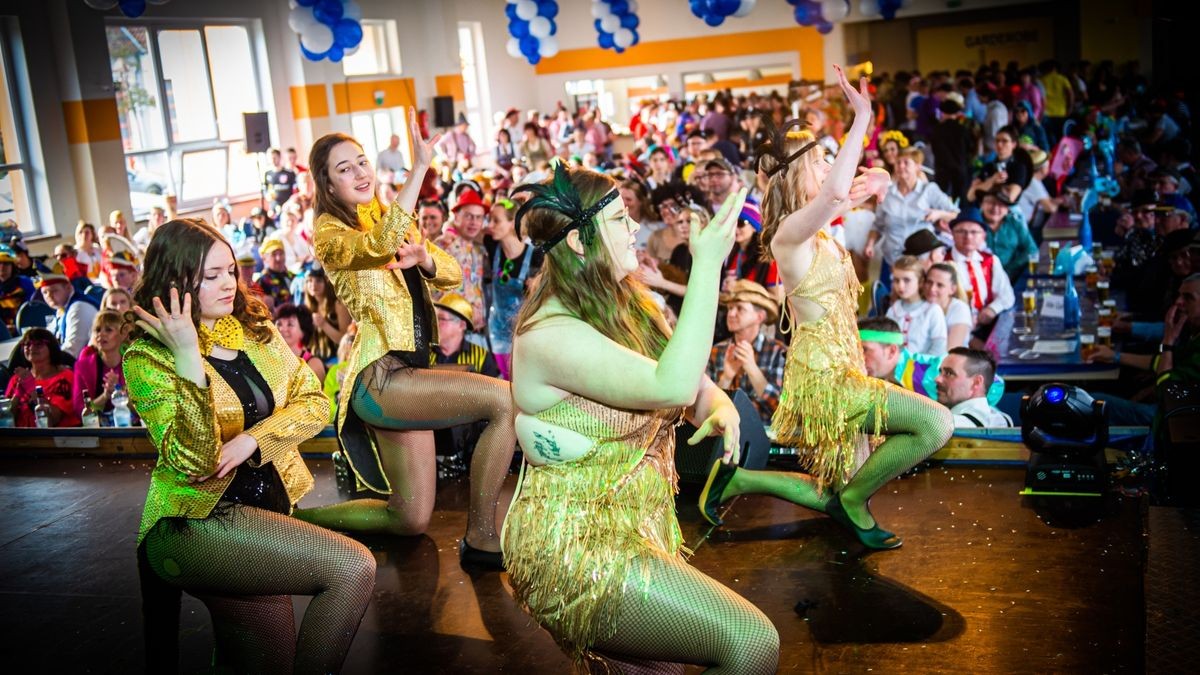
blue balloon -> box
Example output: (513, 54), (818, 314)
(505, 3), (519, 20)
(119, 0), (146, 18)
(713, 0), (741, 15)
(313, 0), (343, 26)
(609, 0), (629, 14)
(615, 46), (625, 54)
(630, 29), (640, 45)
(594, 19), (603, 32)
(528, 53), (541, 65)
(620, 14), (639, 29)
(295, 0), (315, 6)
(816, 20), (833, 34)
(327, 46), (344, 62)
(704, 13), (726, 26)
(689, 0), (706, 19)
(547, 19), (557, 36)
(511, 19), (530, 39)
(537, 1), (559, 19)
(300, 44), (325, 61)
(794, 4), (817, 25)
(333, 19), (363, 49)
(598, 32), (615, 49)
(519, 35), (539, 57)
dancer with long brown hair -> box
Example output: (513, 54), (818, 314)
(292, 110), (515, 569)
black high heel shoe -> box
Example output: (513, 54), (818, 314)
(825, 495), (902, 550)
(698, 459), (737, 526)
(459, 538), (505, 571)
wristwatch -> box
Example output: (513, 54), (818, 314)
(1159, 342), (1176, 353)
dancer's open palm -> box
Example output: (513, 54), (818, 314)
(835, 64), (872, 118)
(132, 287), (199, 358)
(409, 108), (440, 167)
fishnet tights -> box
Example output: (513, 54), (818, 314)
(298, 362), (515, 549)
(142, 505), (375, 675)
(723, 385), (953, 529)
(589, 552), (779, 674)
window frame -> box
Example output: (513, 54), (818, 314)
(0, 17), (43, 236)
(107, 18), (269, 219)
(341, 18), (401, 78)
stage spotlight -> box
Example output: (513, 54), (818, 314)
(1020, 383), (1109, 497)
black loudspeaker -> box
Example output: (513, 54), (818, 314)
(243, 112), (270, 153)
(675, 390), (772, 484)
(432, 95), (455, 128)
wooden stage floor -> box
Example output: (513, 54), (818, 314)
(0, 457), (1145, 673)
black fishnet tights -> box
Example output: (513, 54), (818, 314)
(142, 505), (375, 675)
(589, 552), (779, 674)
(297, 363), (515, 550)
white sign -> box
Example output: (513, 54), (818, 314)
(1041, 293), (1065, 320)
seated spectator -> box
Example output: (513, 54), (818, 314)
(0, 244), (33, 333)
(867, 146), (958, 267)
(981, 187), (1038, 282)
(859, 317), (1004, 406)
(236, 206), (277, 253)
(236, 249), (270, 310)
(518, 122), (553, 167)
(302, 267), (351, 363)
(696, 157), (744, 214)
(637, 202), (708, 317)
(619, 179), (662, 251)
(1156, 273), (1200, 388)
(645, 145), (676, 190)
(100, 287), (133, 314)
(322, 327), (357, 423)
(887, 255), (948, 355)
(1015, 149), (1060, 227)
(493, 128), (517, 172)
(39, 263), (99, 358)
(375, 134), (406, 174)
(273, 303), (326, 383)
(431, 293), (499, 376)
(103, 243), (140, 293)
(419, 200), (448, 241)
(52, 244), (87, 282)
(935, 347), (1013, 427)
(723, 200), (780, 296)
(1112, 189), (1161, 291)
(255, 238), (295, 308)
(270, 202), (314, 273)
(131, 206), (165, 253)
(1013, 100), (1050, 151)
(74, 221), (103, 279)
(4, 328), (78, 427)
(901, 229), (949, 269)
(646, 182), (705, 264)
(706, 280), (786, 424)
(72, 309), (128, 420)
(436, 189), (490, 333)
(924, 262), (973, 349)
(8, 238), (44, 278)
(949, 209), (1015, 342)
(968, 125), (1031, 205)
(1115, 138), (1157, 200)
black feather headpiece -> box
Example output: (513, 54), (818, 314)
(513, 161), (619, 253)
(754, 114), (820, 177)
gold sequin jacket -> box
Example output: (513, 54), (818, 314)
(313, 200), (461, 492)
(126, 322), (327, 544)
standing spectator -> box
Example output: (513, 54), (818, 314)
(696, 157), (744, 213)
(72, 309), (128, 420)
(867, 146), (958, 267)
(484, 199), (541, 380)
(105, 209), (131, 240)
(931, 93), (975, 201)
(886, 256), (948, 356)
(949, 209), (1015, 340)
(924, 262), (973, 350)
(132, 206), (166, 253)
(435, 189), (489, 332)
(74, 221), (102, 279)
(493, 128), (517, 172)
(722, 201), (780, 294)
(621, 179), (662, 250)
(935, 347), (1012, 427)
(1015, 68), (1045, 122)
(959, 76), (988, 123)
(707, 280), (786, 423)
(375, 134), (406, 174)
(645, 145), (676, 190)
(700, 97), (732, 142)
(39, 263), (99, 358)
(979, 81), (1009, 154)
(419, 200), (447, 240)
(270, 203), (314, 273)
(436, 114), (477, 165)
(255, 239), (295, 308)
(263, 148), (297, 210)
(875, 129), (908, 176)
(274, 303), (326, 383)
(211, 200), (234, 242)
(5, 328), (78, 427)
(1013, 100), (1049, 151)
(302, 268), (351, 363)
(1039, 60), (1074, 142)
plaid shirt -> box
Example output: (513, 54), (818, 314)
(707, 331), (788, 423)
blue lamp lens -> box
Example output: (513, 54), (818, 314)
(1045, 386), (1065, 404)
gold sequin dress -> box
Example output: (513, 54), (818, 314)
(772, 229), (887, 491)
(501, 394), (686, 665)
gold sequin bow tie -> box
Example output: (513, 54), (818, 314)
(198, 315), (245, 356)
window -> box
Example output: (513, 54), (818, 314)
(342, 20), (400, 77)
(0, 22), (39, 234)
(107, 22), (266, 219)
(350, 108), (411, 174)
(457, 22), (491, 149)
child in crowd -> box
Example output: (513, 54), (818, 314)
(886, 255), (948, 355)
(923, 262), (972, 350)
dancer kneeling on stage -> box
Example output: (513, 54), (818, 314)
(700, 65), (954, 550)
(128, 218), (375, 674)
(293, 110), (516, 570)
(502, 163), (780, 673)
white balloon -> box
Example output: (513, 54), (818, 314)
(300, 23), (334, 54)
(859, 0), (879, 16)
(600, 14), (621, 33)
(627, 0), (639, 12)
(515, 0), (538, 21)
(82, 0), (119, 8)
(591, 2), (609, 19)
(528, 16), (552, 39)
(613, 27), (634, 49)
(538, 35), (559, 58)
(344, 43), (361, 57)
(288, 7), (316, 34)
(821, 0), (849, 22)
(733, 0), (756, 17)
(342, 0), (363, 22)
(506, 37), (523, 58)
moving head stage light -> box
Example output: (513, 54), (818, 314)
(1020, 383), (1109, 497)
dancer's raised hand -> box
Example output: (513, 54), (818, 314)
(132, 286), (199, 358)
(849, 166), (890, 203)
(689, 187), (747, 267)
(834, 64), (872, 118)
(688, 402), (741, 466)
(410, 108), (440, 168)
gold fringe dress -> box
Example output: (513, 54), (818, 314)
(501, 394), (686, 666)
(772, 229), (888, 491)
